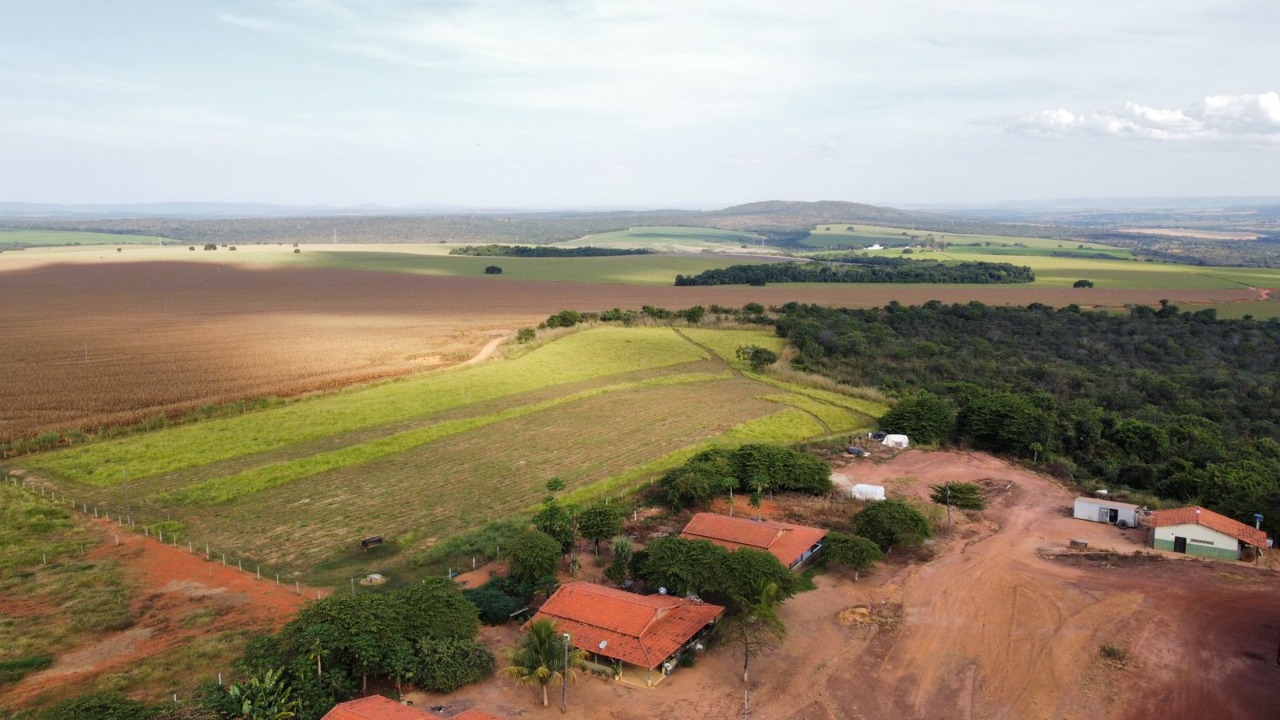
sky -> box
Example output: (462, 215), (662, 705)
(2, 0), (1278, 209)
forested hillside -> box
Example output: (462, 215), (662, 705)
(774, 301), (1280, 534)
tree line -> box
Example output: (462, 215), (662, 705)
(773, 300), (1280, 535)
(448, 244), (653, 257)
(673, 258), (1034, 286)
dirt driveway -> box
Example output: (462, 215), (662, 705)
(412, 451), (1280, 720)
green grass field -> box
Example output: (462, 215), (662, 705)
(0, 229), (166, 247)
(14, 327), (880, 585)
(802, 223), (1122, 252)
(564, 226), (768, 252)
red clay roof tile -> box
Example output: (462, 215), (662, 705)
(680, 513), (827, 568)
(527, 582), (723, 669)
(1150, 506), (1267, 548)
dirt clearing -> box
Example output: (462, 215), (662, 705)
(407, 450), (1280, 720)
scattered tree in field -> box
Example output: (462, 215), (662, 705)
(188, 246), (195, 251)
(293, 248), (300, 254)
(577, 503), (622, 554)
(822, 532), (884, 574)
(532, 497), (577, 554)
(717, 581), (786, 683)
(226, 667), (300, 720)
(1073, 279), (1094, 288)
(543, 310), (582, 328)
(484, 265), (503, 274)
(930, 482), (985, 510)
(204, 243), (217, 251)
(878, 392), (955, 444)
(516, 327), (536, 343)
(854, 499), (932, 551)
(502, 619), (584, 708)
(507, 529), (562, 585)
(735, 344), (778, 372)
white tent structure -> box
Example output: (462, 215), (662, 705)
(882, 434), (909, 449)
(852, 484), (886, 502)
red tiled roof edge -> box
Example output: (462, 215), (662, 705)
(1150, 506), (1267, 547)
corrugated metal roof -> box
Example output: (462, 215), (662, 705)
(1074, 497), (1140, 511)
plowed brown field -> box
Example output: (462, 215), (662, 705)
(0, 260), (1259, 442)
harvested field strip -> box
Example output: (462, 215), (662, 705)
(173, 378), (782, 572)
(30, 327), (707, 486)
(751, 375), (890, 418)
(676, 327), (785, 371)
(763, 393), (861, 432)
(125, 359), (725, 496)
(164, 371), (730, 504)
(722, 407), (828, 444)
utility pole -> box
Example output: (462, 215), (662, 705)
(946, 485), (952, 531)
(561, 633), (571, 713)
(122, 468), (131, 523)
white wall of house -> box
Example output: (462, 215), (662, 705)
(1154, 524), (1238, 554)
(1073, 499), (1138, 527)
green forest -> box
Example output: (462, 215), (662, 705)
(773, 301), (1280, 535)
(674, 258), (1034, 286)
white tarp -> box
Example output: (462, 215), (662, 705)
(852, 484), (886, 501)
(882, 434), (909, 449)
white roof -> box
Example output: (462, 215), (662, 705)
(1074, 497), (1140, 511)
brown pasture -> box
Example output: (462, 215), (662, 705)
(0, 260), (1259, 442)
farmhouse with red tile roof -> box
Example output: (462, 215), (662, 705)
(526, 582), (723, 687)
(1149, 506), (1267, 561)
(322, 695), (499, 720)
(680, 512), (827, 570)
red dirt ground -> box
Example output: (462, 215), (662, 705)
(0, 516), (327, 711)
(404, 451), (1280, 720)
(0, 260), (1260, 441)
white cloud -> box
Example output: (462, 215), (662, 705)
(1010, 92), (1280, 144)
(217, 12), (291, 34)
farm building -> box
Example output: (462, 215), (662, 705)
(527, 582), (723, 688)
(680, 512), (827, 570)
(1072, 497), (1140, 528)
(882, 434), (909, 449)
(322, 695), (499, 720)
(1149, 506), (1267, 561)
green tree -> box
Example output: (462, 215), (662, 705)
(415, 637), (495, 692)
(660, 454), (737, 509)
(929, 482), (985, 510)
(638, 536), (727, 598)
(506, 529), (562, 585)
(822, 532), (884, 573)
(532, 497), (577, 554)
(604, 536), (633, 586)
(516, 327), (536, 343)
(577, 503), (622, 554)
(878, 393), (955, 444)
(854, 499), (932, 551)
(502, 619), (584, 708)
(484, 265), (503, 274)
(735, 344), (779, 372)
(717, 581), (786, 683)
(1073, 279), (1094, 288)
(226, 668), (300, 720)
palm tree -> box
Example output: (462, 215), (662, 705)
(502, 619), (585, 707)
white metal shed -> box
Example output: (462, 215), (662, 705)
(1073, 497), (1140, 528)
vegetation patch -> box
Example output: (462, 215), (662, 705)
(675, 258), (1035, 286)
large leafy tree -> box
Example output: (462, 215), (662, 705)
(577, 503), (622, 554)
(502, 619), (585, 707)
(506, 529), (562, 585)
(638, 538), (793, 606)
(822, 532), (884, 574)
(878, 392), (955, 444)
(854, 500), (932, 551)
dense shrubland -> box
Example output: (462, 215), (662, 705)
(774, 300), (1280, 534)
(674, 258), (1034, 286)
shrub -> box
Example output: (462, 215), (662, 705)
(735, 345), (778, 372)
(823, 532), (884, 572)
(39, 692), (157, 720)
(516, 327), (536, 343)
(203, 243), (216, 251)
(929, 482), (986, 510)
(1073, 279), (1094, 288)
(415, 637), (495, 692)
(854, 499), (932, 550)
(484, 265), (503, 275)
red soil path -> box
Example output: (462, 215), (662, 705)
(0, 516), (327, 710)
